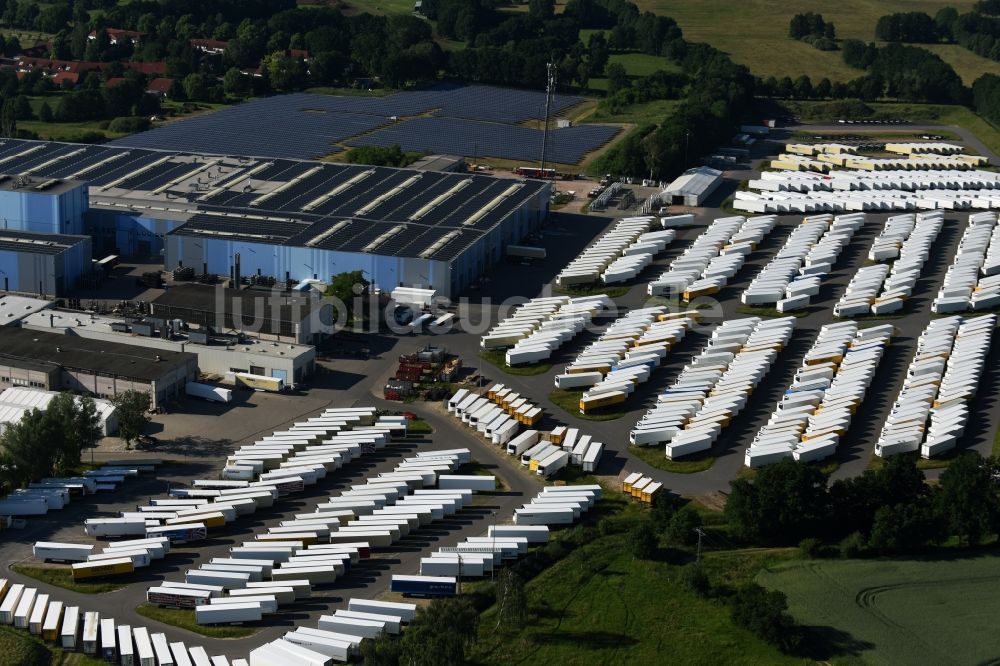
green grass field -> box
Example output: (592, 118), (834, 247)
(759, 555), (1000, 665)
(470, 511), (803, 665)
(634, 0), (983, 82)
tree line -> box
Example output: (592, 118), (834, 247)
(874, 4), (1000, 64)
(726, 452), (1000, 553)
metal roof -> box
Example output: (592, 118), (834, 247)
(0, 327), (195, 382)
(0, 139), (548, 262)
(663, 166), (723, 197)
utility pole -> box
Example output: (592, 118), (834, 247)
(490, 509), (497, 582)
(539, 62), (557, 174)
(684, 130), (691, 167)
(694, 527), (705, 563)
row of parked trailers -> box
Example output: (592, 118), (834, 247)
(745, 322), (892, 467)
(932, 213), (1000, 313)
(416, 487), (598, 578)
(247, 597), (420, 665)
(741, 213), (865, 313)
(66, 409), (404, 589)
(734, 185), (1000, 214)
(0, 579), (234, 665)
(750, 166), (1000, 194)
(482, 295), (612, 367)
(554, 215), (661, 285)
(876, 314), (995, 458)
(648, 215), (778, 300)
(836, 212), (945, 316)
(630, 317), (795, 459)
(454, 384), (543, 440)
(0, 462), (156, 518)
(447, 389), (604, 475)
(556, 308), (698, 414)
(621, 473), (663, 503)
(143, 444), (494, 624)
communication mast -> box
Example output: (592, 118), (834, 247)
(539, 62), (557, 174)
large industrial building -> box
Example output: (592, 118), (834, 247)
(0, 327), (196, 408)
(0, 139), (551, 298)
(0, 229), (91, 296)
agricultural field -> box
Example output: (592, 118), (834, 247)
(634, 0), (985, 82)
(759, 556), (1000, 665)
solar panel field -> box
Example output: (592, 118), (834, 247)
(112, 85), (621, 164)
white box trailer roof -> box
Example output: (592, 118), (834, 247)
(59, 604), (78, 649)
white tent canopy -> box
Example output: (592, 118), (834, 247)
(0, 387), (118, 435)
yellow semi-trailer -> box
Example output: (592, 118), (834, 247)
(72, 558), (135, 581)
(579, 390), (626, 413)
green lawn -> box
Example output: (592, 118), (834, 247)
(587, 51), (682, 92)
(407, 418), (434, 435)
(634, 0), (982, 82)
(135, 604), (259, 639)
(759, 555), (1000, 664)
(628, 443), (717, 473)
(549, 388), (628, 422)
(339, 0), (416, 15)
(470, 514), (803, 665)
(11, 564), (130, 595)
(586, 98), (678, 125)
(479, 350), (553, 376)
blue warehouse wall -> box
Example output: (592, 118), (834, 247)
(87, 211), (185, 258)
(59, 238), (92, 293)
(0, 249), (23, 292)
(166, 236), (453, 296)
(0, 183), (88, 235)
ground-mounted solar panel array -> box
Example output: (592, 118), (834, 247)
(111, 85), (621, 164)
(346, 117), (621, 165)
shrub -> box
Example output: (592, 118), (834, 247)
(839, 531), (867, 558)
(730, 584), (802, 653)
